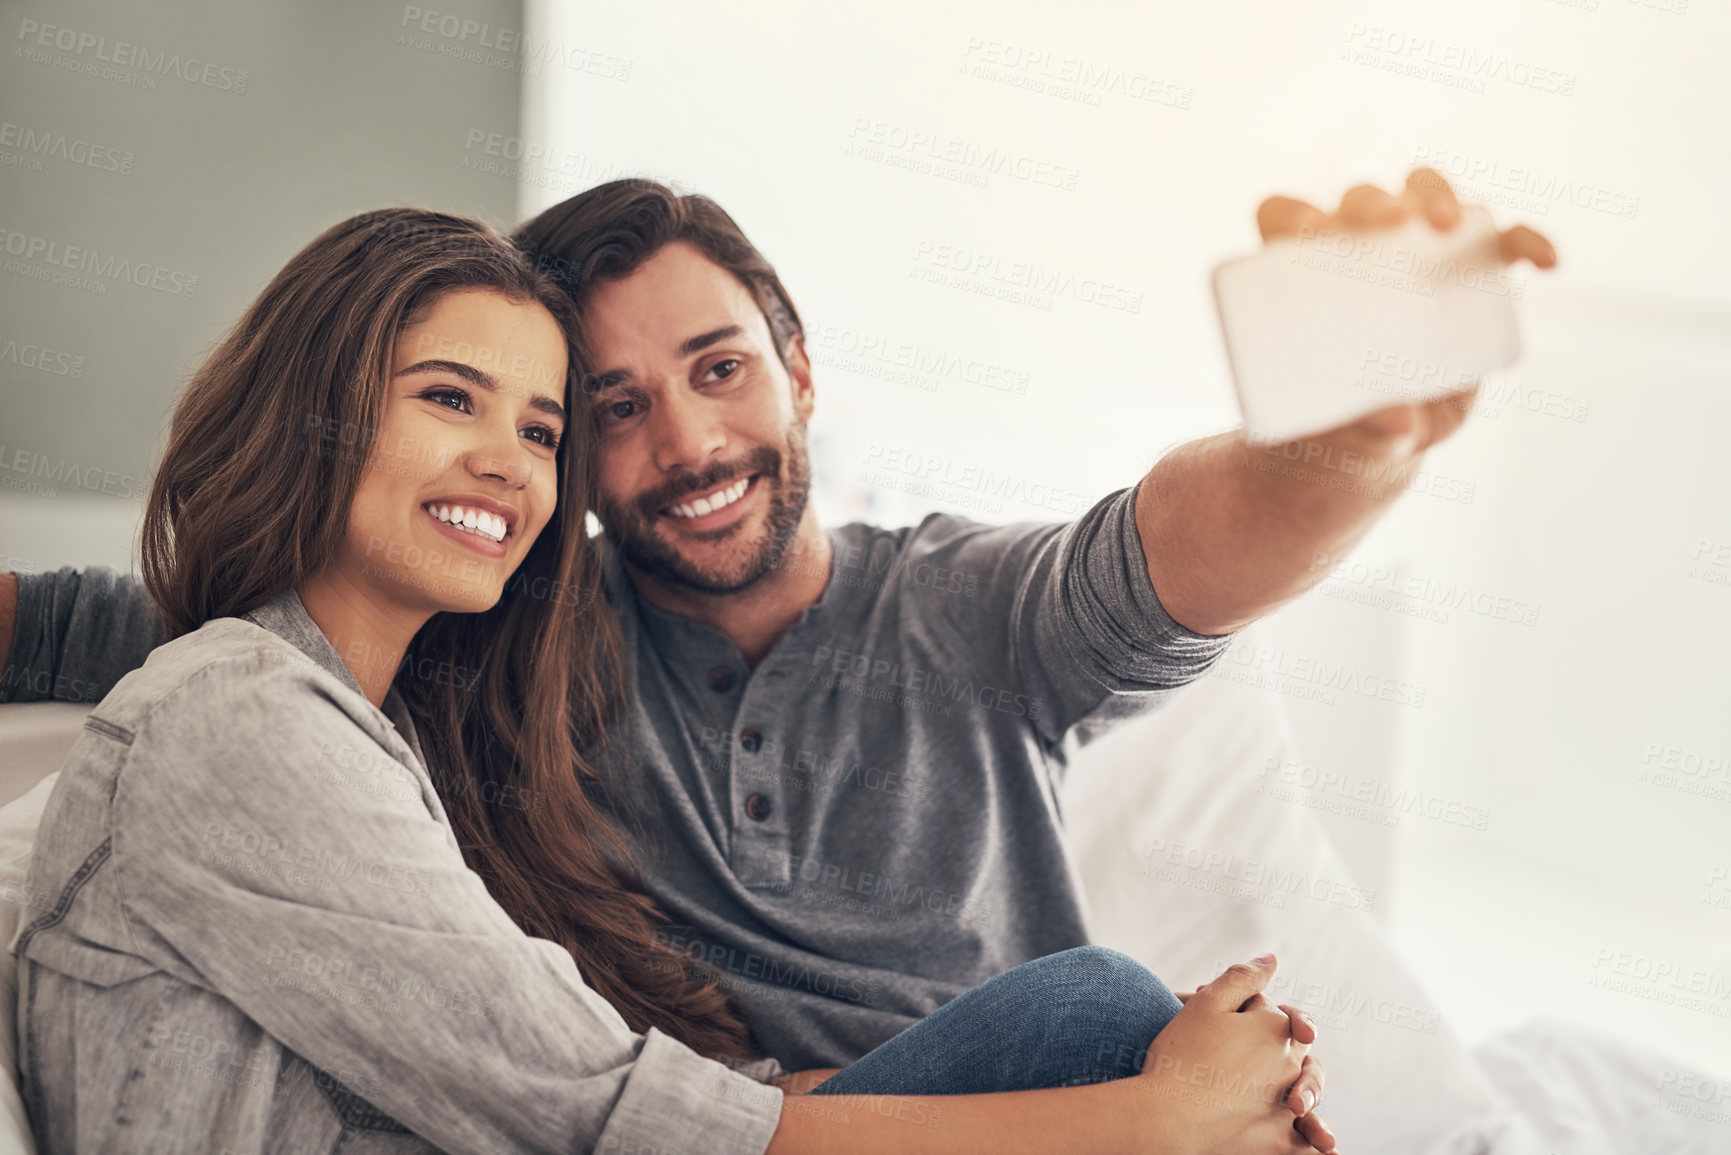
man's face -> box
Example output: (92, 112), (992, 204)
(581, 240), (815, 594)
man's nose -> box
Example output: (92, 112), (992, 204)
(650, 389), (726, 474)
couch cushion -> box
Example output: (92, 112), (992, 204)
(0, 702), (88, 810)
(0, 769), (61, 1155)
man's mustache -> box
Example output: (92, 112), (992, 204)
(633, 446), (783, 517)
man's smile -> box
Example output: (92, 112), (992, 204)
(659, 474), (761, 527)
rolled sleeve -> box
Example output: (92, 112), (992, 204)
(598, 1029), (784, 1155)
(1018, 485), (1236, 744)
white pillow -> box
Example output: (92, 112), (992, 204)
(1061, 667), (1551, 1154)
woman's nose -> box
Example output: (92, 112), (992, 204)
(464, 432), (533, 489)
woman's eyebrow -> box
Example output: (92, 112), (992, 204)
(398, 358), (565, 421)
(399, 358), (498, 389)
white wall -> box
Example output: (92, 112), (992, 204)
(525, 0), (1731, 1072)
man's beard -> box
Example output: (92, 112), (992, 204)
(597, 422), (812, 595)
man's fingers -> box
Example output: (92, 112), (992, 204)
(1337, 183), (1408, 230)
(1258, 196), (1332, 242)
(1497, 224), (1558, 268)
(1278, 1003), (1317, 1045)
(1296, 1109), (1339, 1153)
(1419, 387), (1477, 449)
(1403, 167), (1461, 229)
(1288, 1053), (1325, 1116)
(1196, 952), (1279, 1010)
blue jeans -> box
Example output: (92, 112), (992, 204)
(809, 946), (1182, 1096)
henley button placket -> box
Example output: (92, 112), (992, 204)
(729, 717), (786, 886)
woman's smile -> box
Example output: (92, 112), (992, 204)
(421, 495), (520, 558)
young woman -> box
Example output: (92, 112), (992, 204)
(13, 209), (1332, 1154)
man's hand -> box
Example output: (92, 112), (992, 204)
(1139, 954), (1338, 1153)
(1138, 168), (1558, 637)
(1258, 166), (1557, 265)
(1254, 167), (1557, 483)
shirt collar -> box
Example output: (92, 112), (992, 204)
(239, 588), (423, 762)
(241, 588), (358, 691)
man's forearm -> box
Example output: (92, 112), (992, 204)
(0, 573), (16, 676)
(1137, 424), (1429, 636)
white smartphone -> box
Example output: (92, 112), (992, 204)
(1212, 203), (1522, 443)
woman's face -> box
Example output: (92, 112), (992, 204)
(336, 287), (570, 616)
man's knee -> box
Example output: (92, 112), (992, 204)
(1057, 946), (1173, 1006)
(1051, 947), (1180, 1068)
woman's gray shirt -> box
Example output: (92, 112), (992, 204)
(9, 591), (784, 1155)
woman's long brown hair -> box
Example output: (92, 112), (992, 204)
(140, 208), (754, 1061)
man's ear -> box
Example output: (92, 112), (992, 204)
(784, 333), (815, 421)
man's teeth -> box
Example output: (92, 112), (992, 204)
(666, 477), (750, 520)
(425, 503), (508, 543)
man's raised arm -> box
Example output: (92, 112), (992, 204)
(1136, 168), (1557, 637)
(0, 566), (167, 704)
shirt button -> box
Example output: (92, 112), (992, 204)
(739, 727), (763, 753)
(745, 793), (774, 822)
(707, 666), (738, 693)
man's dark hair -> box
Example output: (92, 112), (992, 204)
(512, 179), (804, 384)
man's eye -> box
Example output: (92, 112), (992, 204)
(708, 359), (741, 382)
(604, 398), (640, 422)
(423, 386), (472, 412)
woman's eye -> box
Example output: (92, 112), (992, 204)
(423, 386), (472, 412)
(523, 424), (562, 449)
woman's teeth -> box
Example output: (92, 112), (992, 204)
(666, 476), (751, 520)
(425, 503), (508, 543)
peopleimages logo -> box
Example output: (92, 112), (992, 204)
(15, 19), (250, 92)
(398, 7), (632, 80)
(1140, 837), (1378, 912)
(806, 321), (1031, 396)
(957, 37), (1193, 110)
(653, 930), (880, 1006)
(1412, 147), (1639, 221)
(0, 121), (133, 174)
(0, 444), (150, 500)
(0, 227), (198, 296)
(910, 239), (1143, 313)
(0, 336), (84, 379)
(810, 643), (1044, 722)
(860, 443), (1088, 517)
(846, 117), (1081, 191)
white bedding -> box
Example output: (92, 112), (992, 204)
(1061, 669), (1730, 1154)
